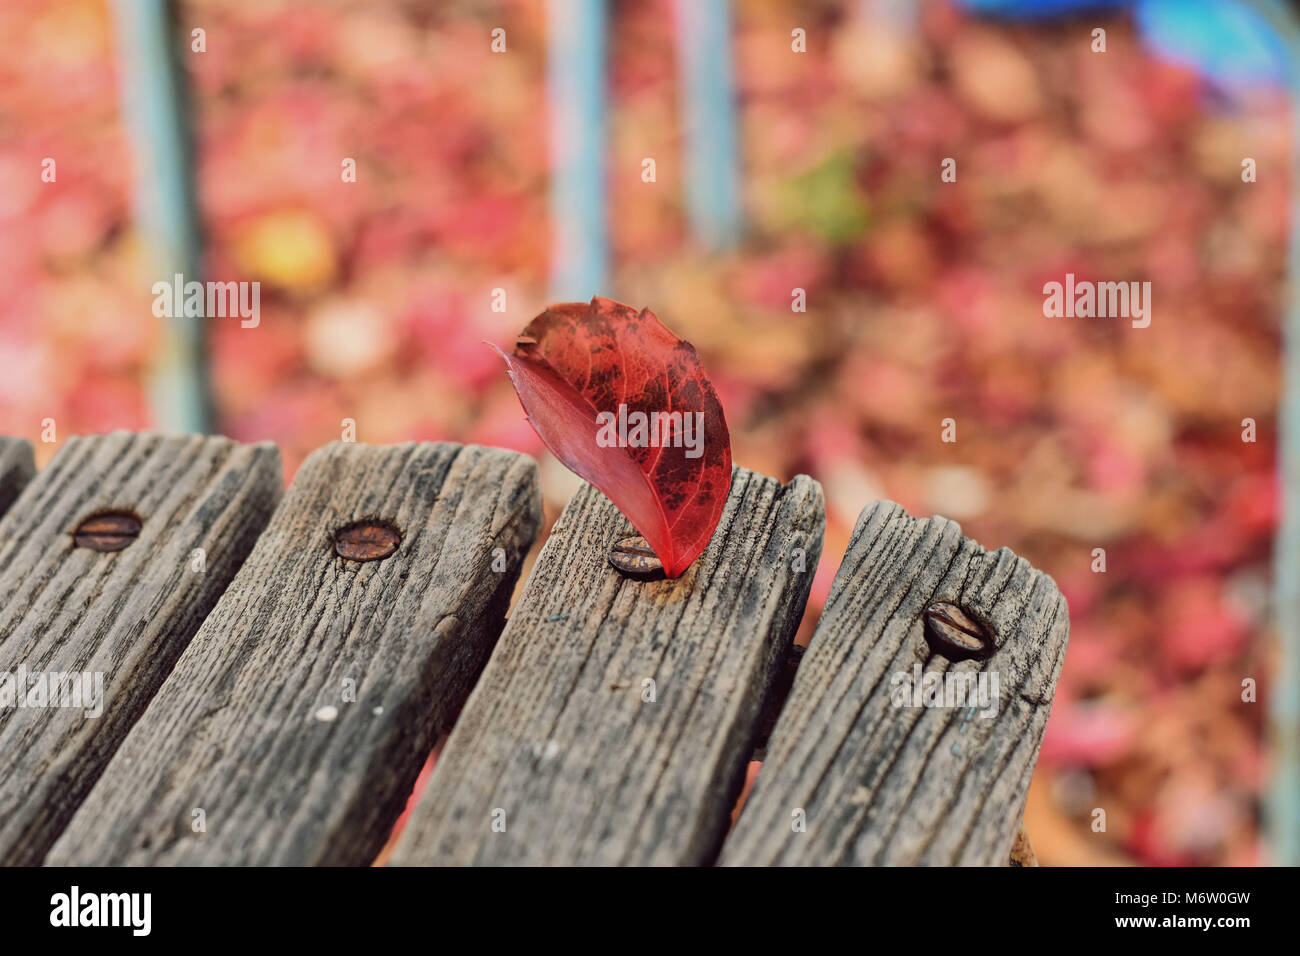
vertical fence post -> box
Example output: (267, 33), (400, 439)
(1222, 0), (1300, 868)
(1237, 0), (1300, 867)
(547, 0), (609, 301)
(111, 0), (213, 433)
(673, 0), (741, 251)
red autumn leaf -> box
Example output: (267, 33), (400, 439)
(493, 296), (732, 577)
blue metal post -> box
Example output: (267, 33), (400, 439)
(111, 0), (212, 433)
(547, 0), (609, 300)
(1245, 0), (1300, 870)
(673, 0), (742, 251)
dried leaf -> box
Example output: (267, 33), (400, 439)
(494, 296), (732, 577)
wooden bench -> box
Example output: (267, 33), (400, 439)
(0, 433), (1067, 866)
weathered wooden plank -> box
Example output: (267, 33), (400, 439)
(389, 467), (825, 866)
(0, 437), (36, 519)
(48, 442), (542, 866)
(719, 501), (1069, 867)
(0, 432), (281, 865)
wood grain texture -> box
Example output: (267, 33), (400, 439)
(0, 437), (36, 519)
(390, 467), (825, 866)
(0, 432), (281, 865)
(719, 501), (1069, 867)
(48, 442), (542, 866)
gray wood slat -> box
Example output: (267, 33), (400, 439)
(719, 501), (1069, 866)
(389, 467), (825, 866)
(47, 441), (541, 866)
(0, 432), (282, 865)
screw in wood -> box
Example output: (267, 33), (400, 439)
(921, 602), (993, 661)
(72, 511), (142, 552)
(608, 535), (665, 579)
(333, 520), (401, 562)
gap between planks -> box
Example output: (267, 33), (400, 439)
(0, 437), (36, 519)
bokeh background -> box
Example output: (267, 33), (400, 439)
(2, 0), (1295, 865)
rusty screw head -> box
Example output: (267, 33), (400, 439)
(72, 511), (141, 552)
(608, 535), (665, 579)
(922, 602), (992, 661)
(333, 520), (400, 562)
